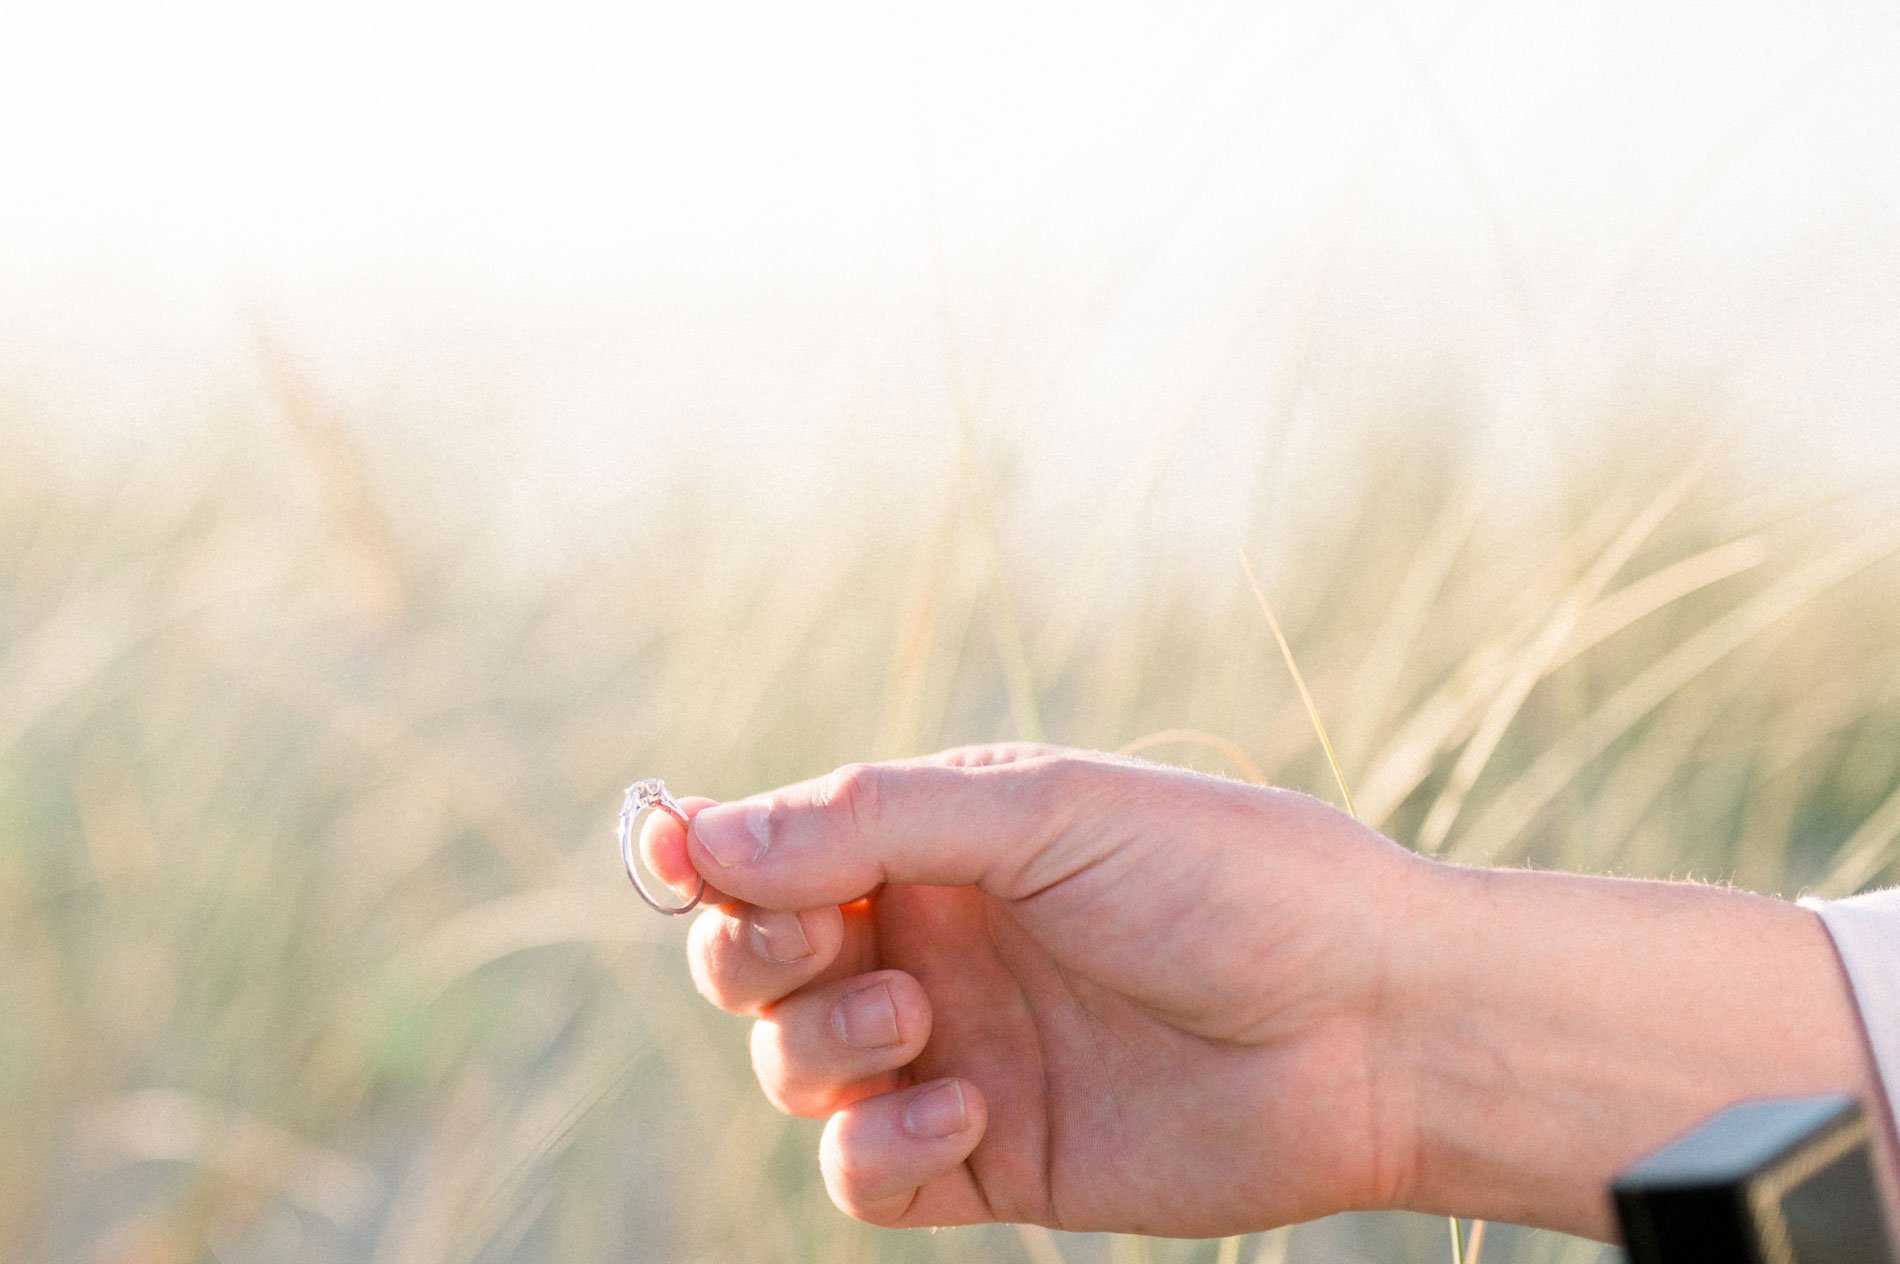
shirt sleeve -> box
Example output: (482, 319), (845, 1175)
(1800, 888), (1900, 1117)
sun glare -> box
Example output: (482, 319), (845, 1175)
(2, 0), (1897, 550)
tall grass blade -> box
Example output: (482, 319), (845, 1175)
(1457, 525), (1900, 865)
(1414, 453), (1710, 853)
(1014, 1224), (1067, 1264)
(1466, 1217), (1488, 1264)
(1238, 549), (1356, 817)
(1813, 779), (1900, 897)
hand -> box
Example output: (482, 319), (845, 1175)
(650, 745), (1879, 1240)
(644, 745), (1426, 1236)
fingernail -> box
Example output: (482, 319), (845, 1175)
(748, 909), (813, 963)
(833, 980), (901, 1049)
(694, 801), (769, 867)
(902, 1080), (967, 1139)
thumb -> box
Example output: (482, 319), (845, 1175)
(685, 753), (1101, 910)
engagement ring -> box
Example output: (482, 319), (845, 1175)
(618, 778), (705, 915)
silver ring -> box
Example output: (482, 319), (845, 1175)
(618, 779), (706, 915)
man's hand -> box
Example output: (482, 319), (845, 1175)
(644, 745), (1425, 1236)
(643, 745), (1876, 1239)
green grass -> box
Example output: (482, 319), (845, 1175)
(4, 390), (1899, 1263)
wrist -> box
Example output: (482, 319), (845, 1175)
(1380, 861), (1872, 1238)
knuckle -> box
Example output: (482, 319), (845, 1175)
(820, 1116), (915, 1225)
(1006, 753), (1096, 826)
(819, 762), (884, 838)
(1036, 750), (1104, 789)
(1040, 752), (1139, 817)
(750, 1014), (866, 1119)
(830, 1164), (914, 1227)
(848, 1196), (911, 1228)
(988, 752), (1129, 897)
(825, 1137), (874, 1202)
(936, 741), (1064, 768)
(686, 913), (738, 1008)
(748, 1021), (809, 1116)
(758, 1075), (808, 1117)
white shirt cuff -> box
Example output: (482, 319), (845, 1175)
(1801, 887), (1900, 1120)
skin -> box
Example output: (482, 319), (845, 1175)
(641, 744), (1880, 1240)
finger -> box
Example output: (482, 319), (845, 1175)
(686, 748), (1113, 909)
(687, 901), (847, 1016)
(639, 796), (738, 907)
(819, 1077), (990, 1227)
(748, 969), (931, 1117)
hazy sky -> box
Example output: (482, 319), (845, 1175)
(3, 0), (1897, 553)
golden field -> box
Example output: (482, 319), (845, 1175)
(5, 356), (1899, 1264)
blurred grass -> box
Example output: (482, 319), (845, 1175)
(4, 364), (1900, 1264)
